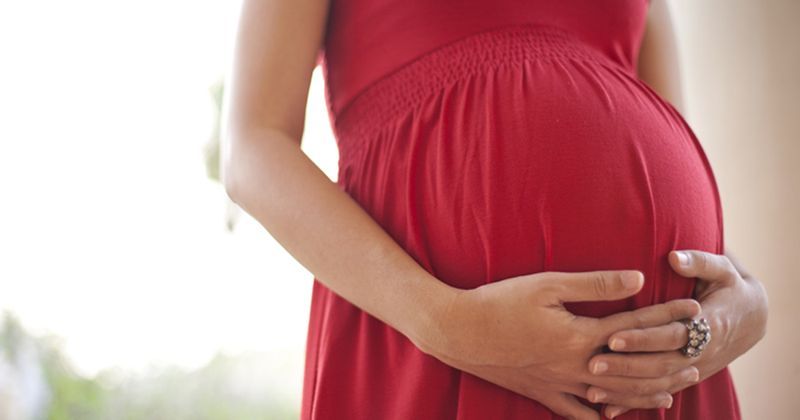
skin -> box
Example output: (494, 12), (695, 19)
(596, 1), (770, 417)
(638, 0), (685, 113)
(426, 272), (702, 419)
(221, 0), (768, 419)
(588, 250), (769, 418)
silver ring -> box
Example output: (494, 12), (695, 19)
(681, 318), (711, 358)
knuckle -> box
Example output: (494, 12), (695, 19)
(617, 359), (632, 376)
(593, 272), (610, 297)
(670, 300), (694, 320)
(720, 257), (738, 283)
(623, 332), (643, 351)
(632, 331), (649, 348)
(631, 381), (652, 395)
(670, 371), (687, 388)
(633, 312), (647, 329)
(671, 323), (686, 347)
(664, 302), (679, 321)
(537, 281), (559, 299)
(720, 255), (735, 272)
(579, 319), (606, 347)
(699, 252), (710, 273)
(565, 329), (592, 351)
(655, 304), (674, 324)
(657, 362), (673, 376)
(663, 359), (681, 375)
(661, 378), (677, 393)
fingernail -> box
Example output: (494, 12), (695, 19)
(590, 389), (607, 403)
(622, 272), (642, 289)
(660, 397), (673, 408)
(687, 368), (700, 382)
(592, 361), (608, 374)
(607, 408), (622, 419)
(610, 338), (626, 350)
(690, 300), (702, 316)
(677, 251), (689, 266)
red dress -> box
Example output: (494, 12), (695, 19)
(302, 1), (740, 419)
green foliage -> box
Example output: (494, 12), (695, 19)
(1, 311), (299, 420)
(42, 349), (107, 420)
(204, 79), (225, 184)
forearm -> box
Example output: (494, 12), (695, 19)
(223, 126), (456, 352)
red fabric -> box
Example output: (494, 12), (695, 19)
(302, 1), (740, 419)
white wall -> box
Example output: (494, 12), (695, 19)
(671, 1), (800, 418)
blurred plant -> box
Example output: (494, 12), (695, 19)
(204, 80), (224, 184)
(40, 337), (107, 420)
(204, 78), (241, 232)
(0, 311), (298, 420)
(0, 312), (51, 420)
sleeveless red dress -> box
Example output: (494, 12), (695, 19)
(302, 1), (740, 419)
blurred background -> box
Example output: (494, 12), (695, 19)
(0, 0), (796, 419)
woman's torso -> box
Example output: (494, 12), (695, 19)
(302, 1), (739, 419)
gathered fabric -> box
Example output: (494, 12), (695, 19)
(302, 2), (739, 419)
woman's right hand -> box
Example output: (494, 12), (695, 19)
(417, 270), (701, 420)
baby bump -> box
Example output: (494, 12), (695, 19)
(334, 25), (724, 317)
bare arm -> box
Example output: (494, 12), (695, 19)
(221, 2), (709, 418)
(220, 0), (454, 350)
(592, 5), (770, 417)
(638, 0), (685, 114)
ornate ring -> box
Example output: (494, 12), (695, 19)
(681, 318), (711, 358)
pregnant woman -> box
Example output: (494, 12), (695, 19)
(222, 0), (768, 419)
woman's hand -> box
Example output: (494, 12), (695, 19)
(418, 270), (702, 420)
(584, 250), (769, 418)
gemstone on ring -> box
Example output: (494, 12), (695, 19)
(681, 318), (711, 358)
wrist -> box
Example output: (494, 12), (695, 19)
(745, 277), (769, 343)
(740, 277), (769, 349)
(403, 274), (463, 357)
(699, 278), (768, 372)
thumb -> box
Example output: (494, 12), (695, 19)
(545, 270), (644, 303)
(669, 250), (737, 286)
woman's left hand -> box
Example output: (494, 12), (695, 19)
(584, 249), (769, 419)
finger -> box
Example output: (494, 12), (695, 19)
(604, 405), (632, 419)
(589, 351), (694, 378)
(546, 270), (643, 303)
(586, 387), (673, 410)
(587, 366), (699, 397)
(607, 321), (688, 352)
(669, 250), (737, 286)
(536, 392), (600, 420)
(598, 299), (701, 337)
(559, 382), (591, 399)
